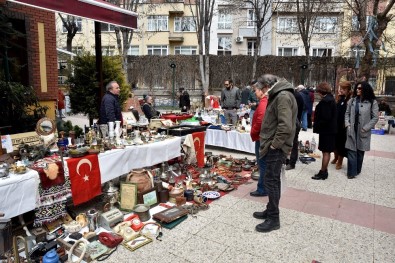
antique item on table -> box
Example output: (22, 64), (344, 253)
(0, 163), (9, 178)
(184, 189), (194, 201)
(68, 239), (88, 263)
(119, 182), (137, 211)
(122, 227), (139, 242)
(102, 180), (119, 210)
(99, 208), (123, 230)
(168, 187), (184, 203)
(133, 204), (150, 222)
(242, 164), (252, 171)
(113, 221), (131, 236)
(137, 187), (158, 208)
(193, 194), (208, 204)
(30, 227), (47, 243)
(251, 168), (260, 180)
(123, 234), (152, 251)
(202, 191), (221, 200)
(36, 117), (58, 153)
(76, 213), (88, 228)
(175, 196), (186, 206)
(152, 206), (189, 224)
(63, 220), (82, 233)
(158, 189), (169, 203)
(124, 214), (144, 232)
(126, 169), (153, 193)
(87, 241), (108, 260)
(86, 209), (99, 232)
(99, 232), (123, 248)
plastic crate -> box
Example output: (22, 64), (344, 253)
(371, 129), (385, 135)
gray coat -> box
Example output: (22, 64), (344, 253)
(345, 97), (379, 151)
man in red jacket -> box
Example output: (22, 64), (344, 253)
(249, 80), (270, 196)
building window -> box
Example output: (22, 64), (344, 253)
(278, 47), (298, 56)
(217, 36), (232, 55)
(349, 48), (365, 58)
(352, 15), (374, 31)
(148, 45), (168, 55)
(174, 17), (196, 32)
(247, 9), (256, 27)
(71, 46), (84, 55)
(174, 46), (197, 55)
(102, 46), (115, 56)
(314, 17), (337, 33)
(277, 17), (298, 33)
(218, 9), (232, 30)
(147, 16), (168, 31)
(62, 17), (82, 33)
(247, 40), (256, 56)
(101, 23), (115, 32)
(127, 46), (139, 55)
(312, 48), (333, 57)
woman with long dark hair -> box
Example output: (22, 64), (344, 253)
(331, 81), (352, 170)
(344, 82), (379, 179)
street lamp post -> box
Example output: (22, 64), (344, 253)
(170, 63), (176, 108)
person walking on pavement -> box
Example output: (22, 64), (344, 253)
(98, 81), (122, 124)
(220, 79), (241, 125)
(57, 89), (66, 118)
(285, 86), (304, 170)
(249, 80), (270, 197)
(345, 82), (379, 179)
(253, 74), (297, 233)
(311, 82), (337, 180)
(331, 81), (352, 170)
(241, 83), (250, 106)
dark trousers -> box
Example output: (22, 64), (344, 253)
(289, 126), (301, 166)
(347, 149), (365, 177)
(264, 148), (286, 220)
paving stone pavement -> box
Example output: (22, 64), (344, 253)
(64, 115), (395, 263)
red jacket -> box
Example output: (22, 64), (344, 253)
(250, 96), (268, 142)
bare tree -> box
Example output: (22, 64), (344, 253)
(343, 0), (395, 80)
(58, 14), (80, 52)
(189, 0), (215, 96)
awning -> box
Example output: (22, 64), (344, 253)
(7, 0), (138, 29)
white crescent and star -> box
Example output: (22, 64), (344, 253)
(76, 158), (93, 182)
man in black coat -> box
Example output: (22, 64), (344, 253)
(179, 88), (191, 112)
(98, 81), (122, 125)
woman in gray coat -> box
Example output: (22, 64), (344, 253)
(345, 82), (379, 179)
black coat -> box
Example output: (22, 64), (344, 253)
(313, 93), (337, 135)
(98, 92), (122, 124)
(179, 91), (191, 110)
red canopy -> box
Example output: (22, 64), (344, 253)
(7, 0), (137, 29)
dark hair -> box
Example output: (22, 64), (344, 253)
(249, 79), (257, 86)
(353, 81), (376, 103)
(316, 82), (332, 95)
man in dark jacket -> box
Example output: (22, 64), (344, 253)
(98, 81), (122, 125)
(179, 88), (191, 112)
(253, 74), (297, 233)
(221, 79), (241, 125)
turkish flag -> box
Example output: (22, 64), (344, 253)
(192, 132), (205, 168)
(66, 154), (102, 206)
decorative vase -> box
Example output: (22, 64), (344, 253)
(115, 120), (121, 145)
(108, 122), (115, 145)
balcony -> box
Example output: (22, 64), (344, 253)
(167, 1), (184, 15)
(169, 33), (184, 42)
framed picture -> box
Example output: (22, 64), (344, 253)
(123, 234), (152, 251)
(120, 182), (138, 211)
(161, 119), (173, 127)
(138, 188), (158, 208)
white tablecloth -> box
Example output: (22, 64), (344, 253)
(0, 169), (39, 219)
(98, 137), (181, 183)
(205, 129), (255, 154)
(0, 137), (181, 218)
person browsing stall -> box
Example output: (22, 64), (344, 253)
(253, 74), (297, 233)
(142, 95), (160, 121)
(220, 79), (241, 125)
(98, 81), (122, 124)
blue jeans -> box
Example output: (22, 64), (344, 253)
(347, 149), (365, 177)
(255, 141), (267, 194)
(249, 109), (255, 124)
(301, 110), (308, 130)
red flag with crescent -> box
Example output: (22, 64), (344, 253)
(66, 154), (102, 205)
(192, 131), (205, 168)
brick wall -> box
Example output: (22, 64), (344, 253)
(3, 2), (58, 101)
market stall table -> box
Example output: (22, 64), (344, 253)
(161, 113), (194, 122)
(0, 169), (39, 219)
(205, 129), (254, 154)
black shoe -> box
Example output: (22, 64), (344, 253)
(285, 164), (295, 170)
(250, 191), (268, 197)
(302, 128), (307, 131)
(311, 170), (328, 180)
(347, 175), (356, 179)
(253, 210), (268, 219)
(256, 218), (280, 232)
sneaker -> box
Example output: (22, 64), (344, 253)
(250, 191), (268, 197)
(256, 218), (280, 232)
(253, 210), (268, 219)
(285, 164), (295, 170)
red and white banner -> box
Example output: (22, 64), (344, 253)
(66, 154), (102, 206)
